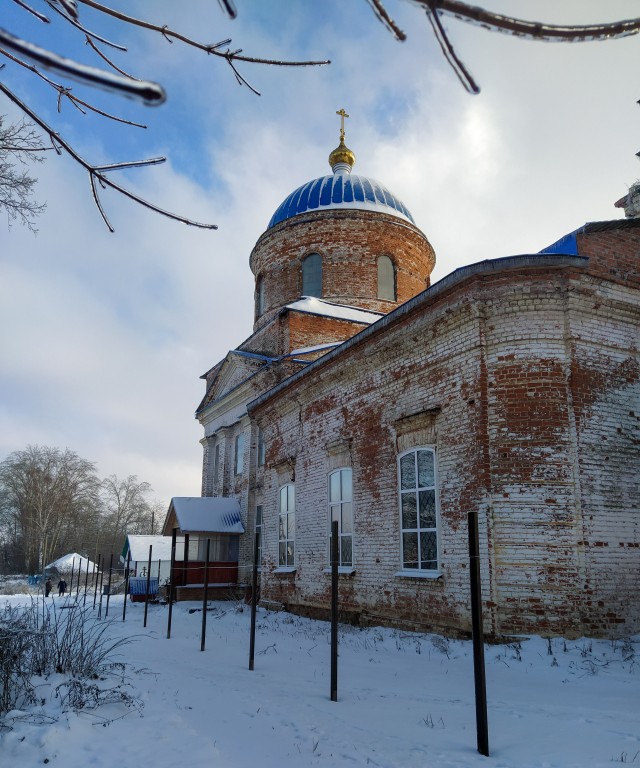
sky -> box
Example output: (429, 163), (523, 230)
(1, 0), (639, 510)
(1, 591), (639, 767)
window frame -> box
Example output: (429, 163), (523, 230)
(277, 483), (295, 569)
(327, 468), (354, 569)
(255, 275), (265, 318)
(397, 446), (440, 577)
(377, 254), (396, 301)
(255, 504), (263, 570)
(301, 252), (323, 298)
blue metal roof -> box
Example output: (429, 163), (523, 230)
(268, 173), (415, 229)
(538, 229), (579, 255)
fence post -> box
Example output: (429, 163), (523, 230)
(122, 551), (131, 621)
(105, 553), (114, 618)
(330, 519), (339, 702)
(249, 526), (260, 670)
(143, 544), (153, 628)
(97, 562), (105, 619)
(83, 556), (90, 607)
(167, 527), (177, 639)
(468, 509), (489, 757)
(200, 538), (211, 651)
(93, 554), (101, 609)
(69, 558), (76, 599)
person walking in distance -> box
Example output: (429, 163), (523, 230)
(57, 578), (67, 597)
(45, 578), (52, 597)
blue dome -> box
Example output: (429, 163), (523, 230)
(268, 173), (415, 229)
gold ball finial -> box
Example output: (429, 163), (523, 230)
(329, 108), (355, 172)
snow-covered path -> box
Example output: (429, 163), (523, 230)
(1, 594), (638, 767)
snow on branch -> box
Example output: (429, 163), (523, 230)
(369, 0), (640, 93)
(0, 81), (218, 231)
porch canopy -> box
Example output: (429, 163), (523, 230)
(163, 497), (244, 535)
(162, 497), (245, 591)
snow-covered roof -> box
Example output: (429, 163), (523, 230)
(46, 553), (97, 573)
(169, 497), (244, 534)
(124, 535), (173, 563)
(288, 342), (341, 357)
(286, 297), (383, 325)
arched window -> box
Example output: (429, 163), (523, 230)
(328, 468), (353, 567)
(302, 253), (322, 297)
(255, 276), (265, 318)
(377, 255), (396, 301)
(278, 484), (295, 567)
(398, 447), (439, 572)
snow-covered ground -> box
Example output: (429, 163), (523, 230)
(1, 592), (638, 767)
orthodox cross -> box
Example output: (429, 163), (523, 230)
(336, 108), (349, 142)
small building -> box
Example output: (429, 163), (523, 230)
(46, 552), (98, 576)
(121, 534), (175, 583)
(162, 497), (245, 601)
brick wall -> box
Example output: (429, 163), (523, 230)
(250, 209), (435, 330)
(249, 257), (639, 638)
(237, 307), (373, 359)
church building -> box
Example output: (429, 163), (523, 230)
(181, 114), (639, 639)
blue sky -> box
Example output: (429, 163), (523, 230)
(1, 1), (639, 507)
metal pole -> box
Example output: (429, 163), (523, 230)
(249, 526), (260, 670)
(97, 562), (105, 619)
(83, 555), (90, 607)
(468, 509), (489, 757)
(69, 558), (76, 599)
(122, 551), (131, 622)
(93, 554), (101, 609)
(143, 544), (153, 628)
(183, 533), (190, 588)
(330, 519), (339, 702)
(167, 527), (177, 639)
(105, 553), (114, 618)
(200, 538), (210, 651)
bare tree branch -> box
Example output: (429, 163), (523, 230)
(365, 0), (406, 41)
(425, 8), (479, 94)
(76, 0), (331, 68)
(2, 0), (637, 233)
(0, 82), (218, 231)
(45, 0), (126, 50)
(417, 0), (640, 43)
(217, 0), (238, 20)
(1, 47), (148, 128)
(11, 0), (50, 24)
(0, 28), (165, 104)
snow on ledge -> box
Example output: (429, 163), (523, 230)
(288, 342), (342, 357)
(286, 296), (384, 325)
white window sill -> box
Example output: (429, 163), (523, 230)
(322, 567), (356, 575)
(394, 569), (442, 580)
(273, 567), (296, 574)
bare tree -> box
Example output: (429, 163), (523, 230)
(0, 114), (47, 231)
(0, 445), (101, 573)
(100, 474), (155, 555)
